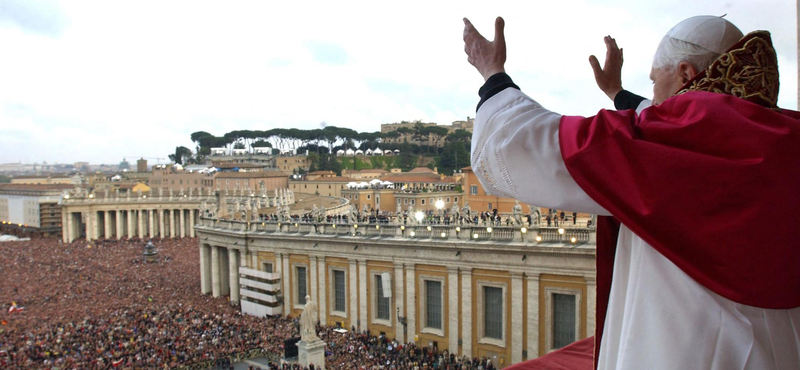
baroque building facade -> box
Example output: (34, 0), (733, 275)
(196, 217), (596, 368)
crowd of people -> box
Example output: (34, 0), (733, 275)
(0, 236), (502, 369)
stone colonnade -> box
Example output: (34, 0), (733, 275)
(62, 206), (199, 242)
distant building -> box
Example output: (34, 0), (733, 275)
(119, 158), (131, 171)
(273, 155), (310, 174)
(0, 184), (72, 237)
(137, 158), (148, 173)
(289, 175), (355, 198)
(381, 118), (475, 147)
(10, 174), (82, 185)
(150, 165), (214, 195)
(214, 171), (288, 193)
(341, 168), (389, 180)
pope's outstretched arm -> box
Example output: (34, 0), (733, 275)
(463, 17), (610, 215)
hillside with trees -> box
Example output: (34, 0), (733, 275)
(173, 124), (471, 175)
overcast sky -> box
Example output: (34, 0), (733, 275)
(1, 0), (796, 165)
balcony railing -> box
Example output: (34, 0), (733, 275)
(197, 217), (595, 246)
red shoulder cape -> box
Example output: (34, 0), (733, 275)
(560, 91), (800, 310)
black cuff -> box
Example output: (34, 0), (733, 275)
(476, 72), (520, 111)
(613, 89), (647, 111)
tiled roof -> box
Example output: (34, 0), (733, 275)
(215, 171), (287, 178)
(0, 184), (75, 191)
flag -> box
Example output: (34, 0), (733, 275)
(112, 358), (124, 367)
(8, 302), (24, 313)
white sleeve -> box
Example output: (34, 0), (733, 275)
(636, 99), (652, 114)
(471, 88), (611, 215)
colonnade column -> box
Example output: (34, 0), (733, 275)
(159, 210), (166, 238)
(66, 212), (74, 242)
(228, 248), (239, 304)
(526, 274), (540, 359)
(180, 209), (186, 238)
(189, 209), (195, 237)
(138, 210), (145, 238)
(511, 272), (524, 364)
(211, 246), (221, 297)
(405, 264), (416, 342)
(127, 210), (135, 238)
(62, 211), (69, 243)
(85, 212), (94, 241)
(169, 209), (176, 238)
(200, 244), (212, 294)
(149, 210), (156, 238)
(104, 211), (111, 239)
(394, 263), (405, 344)
(448, 267), (459, 354)
(358, 259), (367, 331)
(349, 260), (359, 329)
(318, 257), (327, 325)
(115, 211), (123, 240)
(461, 268), (473, 357)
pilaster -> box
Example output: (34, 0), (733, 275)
(318, 256), (327, 324)
(511, 272), (524, 364)
(394, 262), (405, 344)
(358, 259), (368, 331)
(461, 267), (473, 357)
(447, 266), (459, 354)
(526, 273), (540, 358)
(349, 259), (358, 329)
(406, 264), (416, 342)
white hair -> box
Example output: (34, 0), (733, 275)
(651, 35), (721, 72)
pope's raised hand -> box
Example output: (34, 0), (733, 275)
(463, 17), (506, 81)
(589, 36), (624, 100)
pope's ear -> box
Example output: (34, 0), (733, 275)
(677, 61), (698, 84)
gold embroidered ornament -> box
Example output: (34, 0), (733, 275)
(677, 30), (779, 109)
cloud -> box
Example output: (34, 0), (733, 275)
(0, 0), (796, 165)
(305, 40), (350, 66)
(0, 0), (68, 37)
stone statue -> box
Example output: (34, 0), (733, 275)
(179, 187), (185, 197)
(188, 187), (193, 198)
(169, 187), (174, 199)
(589, 214), (598, 229)
(126, 189), (131, 200)
(103, 189), (109, 200)
(528, 205), (541, 227)
(512, 200), (523, 226)
(461, 201), (471, 220)
(299, 295), (320, 342)
(348, 203), (358, 223)
(136, 189), (142, 200)
(159, 187), (163, 198)
(395, 202), (402, 216)
(407, 205), (415, 224)
(311, 204), (320, 221)
(200, 201), (208, 217)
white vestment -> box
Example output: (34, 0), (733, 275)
(473, 88), (800, 370)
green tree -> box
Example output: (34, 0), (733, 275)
(168, 146), (193, 165)
(438, 141), (471, 175)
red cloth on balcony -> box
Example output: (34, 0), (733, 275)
(506, 337), (594, 370)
